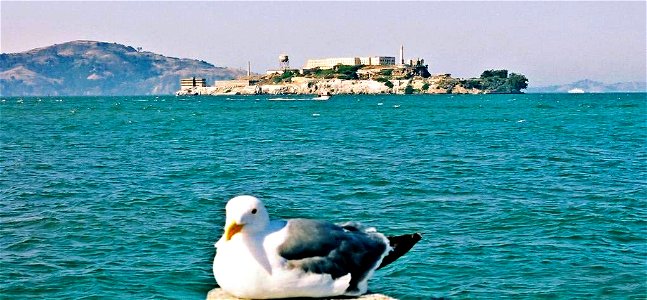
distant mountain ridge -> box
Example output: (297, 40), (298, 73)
(0, 40), (246, 96)
(527, 79), (646, 93)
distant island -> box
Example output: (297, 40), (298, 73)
(0, 40), (246, 96)
(526, 79), (646, 93)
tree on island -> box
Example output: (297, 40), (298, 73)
(404, 85), (414, 94)
(460, 69), (528, 93)
(504, 73), (529, 92)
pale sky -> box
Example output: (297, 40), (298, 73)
(1, 1), (645, 86)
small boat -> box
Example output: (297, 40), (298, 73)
(313, 91), (331, 101)
(567, 88), (585, 94)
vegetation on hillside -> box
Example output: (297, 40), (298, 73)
(272, 70), (295, 83)
(375, 76), (394, 88)
(0, 40), (245, 96)
(307, 64), (363, 80)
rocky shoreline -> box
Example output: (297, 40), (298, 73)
(177, 76), (484, 96)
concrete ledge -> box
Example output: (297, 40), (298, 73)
(207, 288), (397, 300)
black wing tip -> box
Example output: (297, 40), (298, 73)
(391, 232), (423, 245)
(377, 232), (423, 269)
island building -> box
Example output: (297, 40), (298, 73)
(304, 56), (396, 70)
(301, 45), (420, 70)
(180, 77), (207, 88)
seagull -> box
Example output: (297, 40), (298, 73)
(213, 195), (422, 299)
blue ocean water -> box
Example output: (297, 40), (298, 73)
(1, 93), (645, 299)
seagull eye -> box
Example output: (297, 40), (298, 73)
(251, 209), (257, 214)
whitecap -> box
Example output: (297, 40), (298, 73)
(269, 98), (303, 101)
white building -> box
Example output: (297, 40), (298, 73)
(304, 57), (360, 69)
(304, 56), (395, 69)
(359, 56), (396, 66)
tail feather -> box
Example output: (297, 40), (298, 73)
(378, 233), (422, 269)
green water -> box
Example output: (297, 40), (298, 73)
(1, 94), (645, 299)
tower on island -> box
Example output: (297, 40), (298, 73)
(399, 44), (404, 65)
(279, 54), (290, 71)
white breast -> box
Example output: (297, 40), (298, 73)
(213, 234), (271, 298)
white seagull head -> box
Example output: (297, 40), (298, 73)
(222, 195), (270, 241)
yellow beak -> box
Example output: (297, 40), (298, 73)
(224, 222), (244, 241)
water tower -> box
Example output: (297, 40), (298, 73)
(279, 54), (290, 71)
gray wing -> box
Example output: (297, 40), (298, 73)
(277, 219), (388, 293)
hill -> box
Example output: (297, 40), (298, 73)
(527, 79), (646, 93)
(0, 40), (246, 96)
